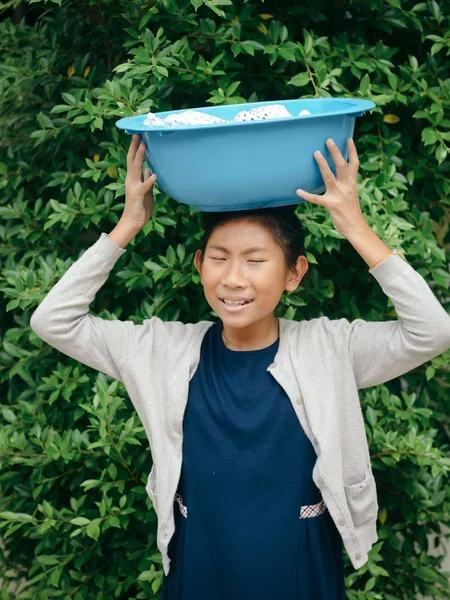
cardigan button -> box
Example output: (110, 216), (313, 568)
(296, 397), (303, 405)
(338, 518), (345, 526)
(355, 553), (361, 560)
(317, 477), (324, 486)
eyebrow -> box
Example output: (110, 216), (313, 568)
(207, 245), (269, 255)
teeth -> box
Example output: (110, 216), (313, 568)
(223, 299), (246, 306)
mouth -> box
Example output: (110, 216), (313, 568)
(219, 298), (254, 312)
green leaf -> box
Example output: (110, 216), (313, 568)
(80, 480), (101, 490)
(108, 463), (118, 480)
(425, 366), (435, 381)
(6, 299), (20, 311)
(144, 260), (164, 271)
(241, 40), (264, 50)
(176, 244), (186, 263)
(149, 553), (163, 563)
(86, 521), (100, 541)
(36, 555), (60, 566)
(69, 528), (83, 538)
(288, 72), (310, 87)
(431, 43), (444, 56)
(139, 11), (154, 30)
(166, 245), (176, 267)
(70, 517), (90, 526)
(435, 146), (447, 164)
(416, 565), (438, 582)
(409, 55), (419, 71)
(61, 92), (77, 105)
(0, 512), (34, 522)
(50, 104), (72, 114)
(107, 516), (121, 528)
(2, 408), (16, 423)
(365, 576), (376, 591)
(72, 115), (93, 124)
(366, 406), (378, 427)
(93, 117), (104, 129)
(278, 47), (296, 61)
(304, 35), (313, 54)
(138, 569), (157, 582)
(157, 216), (177, 226)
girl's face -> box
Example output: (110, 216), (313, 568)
(194, 219), (308, 330)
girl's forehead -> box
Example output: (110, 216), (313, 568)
(207, 221), (281, 253)
(208, 219), (274, 246)
(210, 219), (270, 239)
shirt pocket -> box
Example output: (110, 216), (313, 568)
(343, 465), (378, 527)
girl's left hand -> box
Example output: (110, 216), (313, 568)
(296, 138), (368, 239)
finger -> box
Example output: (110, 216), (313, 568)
(142, 172), (157, 193)
(143, 167), (155, 184)
(314, 150), (336, 188)
(132, 141), (146, 179)
(146, 164), (153, 175)
(325, 138), (348, 180)
(141, 153), (154, 184)
(296, 188), (324, 205)
(126, 134), (141, 171)
(347, 138), (360, 179)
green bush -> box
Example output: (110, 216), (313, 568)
(1, 0), (449, 598)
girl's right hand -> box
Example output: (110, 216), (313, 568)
(121, 134), (157, 232)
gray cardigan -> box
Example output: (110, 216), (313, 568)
(30, 232), (450, 576)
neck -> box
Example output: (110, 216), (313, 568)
(221, 316), (279, 351)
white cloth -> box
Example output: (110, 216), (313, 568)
(143, 104), (311, 127)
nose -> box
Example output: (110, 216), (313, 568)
(221, 261), (247, 289)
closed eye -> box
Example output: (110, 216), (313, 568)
(210, 258), (266, 263)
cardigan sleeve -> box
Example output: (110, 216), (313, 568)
(343, 254), (450, 389)
(29, 232), (142, 382)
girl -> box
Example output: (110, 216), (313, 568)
(30, 135), (450, 600)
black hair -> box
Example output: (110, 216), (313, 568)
(198, 205), (307, 274)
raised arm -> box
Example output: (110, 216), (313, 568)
(339, 251), (450, 389)
(30, 230), (140, 381)
(296, 137), (450, 388)
(30, 134), (158, 380)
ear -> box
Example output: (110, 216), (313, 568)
(285, 256), (308, 293)
(194, 249), (203, 278)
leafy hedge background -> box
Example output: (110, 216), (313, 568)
(1, 0), (450, 598)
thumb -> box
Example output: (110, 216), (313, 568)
(296, 188), (321, 205)
(143, 169), (157, 191)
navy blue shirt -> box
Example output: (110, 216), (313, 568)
(161, 321), (345, 599)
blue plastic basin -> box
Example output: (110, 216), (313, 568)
(115, 98), (375, 212)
